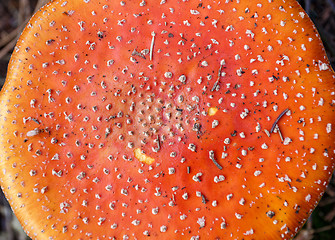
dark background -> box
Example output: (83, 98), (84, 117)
(0, 0), (334, 239)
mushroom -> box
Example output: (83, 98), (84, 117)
(0, 0), (334, 239)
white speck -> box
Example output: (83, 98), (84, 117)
(160, 225), (167, 232)
(243, 228), (254, 236)
(327, 123), (332, 133)
(227, 194), (233, 200)
(190, 9), (200, 15)
(239, 198), (245, 205)
(225, 25), (234, 31)
(246, 29), (255, 38)
(107, 59), (114, 66)
(201, 61), (209, 67)
(168, 168), (175, 175)
(318, 61), (329, 71)
(312, 163), (317, 170)
(220, 220), (227, 229)
(183, 20), (191, 26)
(51, 153), (59, 160)
(132, 220), (140, 226)
(192, 172), (202, 182)
(212, 120), (219, 128)
(27, 128), (40, 137)
(240, 108), (250, 119)
(178, 75), (187, 83)
(214, 175), (225, 183)
(197, 217), (206, 227)
(188, 143), (196, 152)
(283, 137), (292, 145)
(152, 207), (159, 215)
(261, 143), (268, 149)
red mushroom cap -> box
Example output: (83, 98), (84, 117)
(1, 0), (335, 239)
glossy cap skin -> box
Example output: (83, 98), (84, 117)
(0, 0), (335, 239)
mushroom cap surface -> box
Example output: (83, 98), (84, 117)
(0, 0), (335, 239)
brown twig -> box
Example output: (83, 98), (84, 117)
(270, 108), (289, 133)
(0, 38), (17, 60)
(325, 0), (335, 14)
(0, 0), (50, 60)
(304, 0), (311, 15)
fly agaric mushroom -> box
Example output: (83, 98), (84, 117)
(0, 0), (335, 239)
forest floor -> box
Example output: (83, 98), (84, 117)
(0, 0), (335, 239)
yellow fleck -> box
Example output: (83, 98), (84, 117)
(134, 148), (155, 165)
(208, 107), (218, 116)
